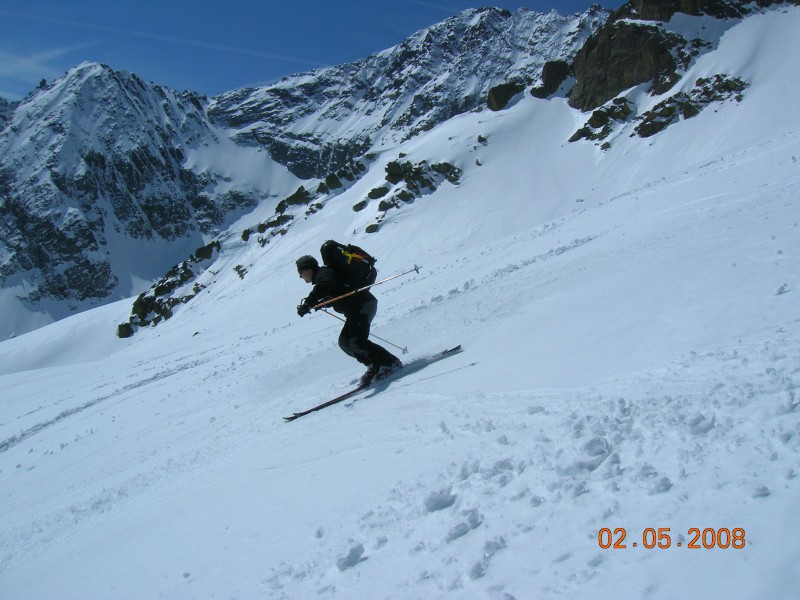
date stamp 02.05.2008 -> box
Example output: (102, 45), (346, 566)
(598, 527), (746, 550)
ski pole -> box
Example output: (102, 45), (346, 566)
(320, 309), (409, 354)
(311, 264), (422, 311)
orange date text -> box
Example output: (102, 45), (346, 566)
(597, 527), (746, 549)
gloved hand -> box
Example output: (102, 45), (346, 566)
(297, 303), (311, 317)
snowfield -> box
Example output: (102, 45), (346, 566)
(1, 6), (799, 599)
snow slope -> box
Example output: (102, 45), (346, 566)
(1, 6), (799, 599)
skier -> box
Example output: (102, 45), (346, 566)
(296, 254), (402, 385)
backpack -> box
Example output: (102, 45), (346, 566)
(320, 240), (378, 288)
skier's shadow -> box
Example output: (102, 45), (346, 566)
(349, 355), (475, 405)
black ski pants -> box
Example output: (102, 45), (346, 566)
(338, 298), (398, 368)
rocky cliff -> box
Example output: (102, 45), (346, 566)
(568, 0), (796, 111)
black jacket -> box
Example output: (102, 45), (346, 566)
(303, 266), (374, 316)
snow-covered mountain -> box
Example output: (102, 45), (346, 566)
(208, 6), (609, 179)
(0, 6), (609, 340)
(1, 1), (800, 599)
(0, 62), (298, 337)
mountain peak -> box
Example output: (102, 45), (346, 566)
(0, 59), (259, 334)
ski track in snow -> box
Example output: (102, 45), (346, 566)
(0, 354), (218, 454)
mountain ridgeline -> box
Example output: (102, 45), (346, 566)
(0, 0), (793, 339)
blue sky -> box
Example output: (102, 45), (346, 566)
(0, 0), (619, 101)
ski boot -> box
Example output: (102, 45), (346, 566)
(359, 365), (379, 386)
(375, 359), (403, 381)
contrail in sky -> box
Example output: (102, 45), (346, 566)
(406, 0), (461, 13)
(0, 9), (326, 68)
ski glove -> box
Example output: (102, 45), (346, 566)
(297, 303), (311, 317)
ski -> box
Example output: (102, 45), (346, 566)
(283, 345), (462, 422)
(283, 383), (370, 422)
